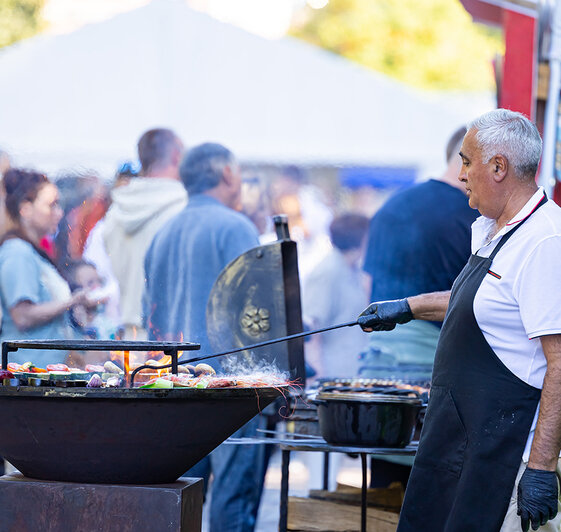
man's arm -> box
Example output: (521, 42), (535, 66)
(358, 291), (450, 332)
(408, 291), (451, 322)
(528, 334), (561, 470)
(517, 334), (561, 532)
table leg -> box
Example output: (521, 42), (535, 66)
(361, 453), (367, 532)
(323, 452), (330, 491)
(279, 449), (290, 532)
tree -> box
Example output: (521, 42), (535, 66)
(0, 0), (44, 49)
(290, 0), (503, 91)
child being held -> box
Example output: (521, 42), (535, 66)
(63, 260), (122, 340)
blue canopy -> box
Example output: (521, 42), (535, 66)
(339, 166), (417, 189)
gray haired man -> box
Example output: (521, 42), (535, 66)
(358, 109), (561, 532)
(143, 143), (264, 532)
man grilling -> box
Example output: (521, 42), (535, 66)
(358, 109), (561, 532)
(142, 143), (264, 532)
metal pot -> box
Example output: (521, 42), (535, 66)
(313, 391), (422, 448)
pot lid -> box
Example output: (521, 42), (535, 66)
(316, 390), (422, 405)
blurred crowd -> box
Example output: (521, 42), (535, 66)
(0, 130), (373, 376)
(0, 131), (376, 531)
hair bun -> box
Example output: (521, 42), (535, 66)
(3, 168), (22, 195)
(3, 168), (49, 221)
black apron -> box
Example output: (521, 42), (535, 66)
(397, 196), (547, 532)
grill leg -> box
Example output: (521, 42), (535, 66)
(279, 449), (290, 532)
(322, 452), (330, 491)
(361, 453), (367, 532)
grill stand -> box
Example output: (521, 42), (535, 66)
(0, 473), (204, 531)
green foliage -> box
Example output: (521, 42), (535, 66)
(0, 0), (44, 49)
(291, 0), (503, 91)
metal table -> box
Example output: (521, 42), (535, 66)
(226, 434), (417, 532)
(278, 438), (417, 532)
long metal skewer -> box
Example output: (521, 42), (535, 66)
(131, 320), (358, 382)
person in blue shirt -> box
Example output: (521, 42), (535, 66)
(143, 143), (263, 532)
(359, 126), (477, 383)
(358, 126), (478, 489)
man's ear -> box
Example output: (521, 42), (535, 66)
(171, 148), (182, 167)
(492, 154), (508, 182)
(222, 164), (233, 186)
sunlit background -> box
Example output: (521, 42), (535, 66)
(0, 0), (501, 218)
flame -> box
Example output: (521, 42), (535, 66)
(178, 332), (184, 364)
(109, 329), (186, 382)
(156, 355), (171, 377)
(148, 350), (184, 377)
(132, 326), (137, 340)
(108, 350), (131, 385)
(123, 350), (130, 386)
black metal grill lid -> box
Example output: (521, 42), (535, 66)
(206, 233), (305, 384)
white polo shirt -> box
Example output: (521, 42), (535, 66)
(471, 187), (561, 460)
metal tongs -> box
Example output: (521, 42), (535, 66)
(130, 320), (359, 383)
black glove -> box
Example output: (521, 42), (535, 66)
(357, 299), (413, 331)
(517, 467), (559, 531)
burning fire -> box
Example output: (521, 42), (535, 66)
(109, 351), (182, 375)
(149, 350), (184, 377)
(123, 351), (130, 385)
(109, 332), (186, 382)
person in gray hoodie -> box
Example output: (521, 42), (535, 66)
(87, 128), (187, 339)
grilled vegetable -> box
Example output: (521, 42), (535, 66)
(85, 364), (105, 373)
(49, 371), (73, 380)
(104, 361), (122, 374)
(86, 374), (103, 388)
(194, 364), (216, 377)
(105, 376), (122, 388)
(139, 377), (174, 389)
(47, 364), (70, 372)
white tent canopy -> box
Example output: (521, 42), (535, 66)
(0, 0), (493, 176)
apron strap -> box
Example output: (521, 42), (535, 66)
(489, 193), (547, 260)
